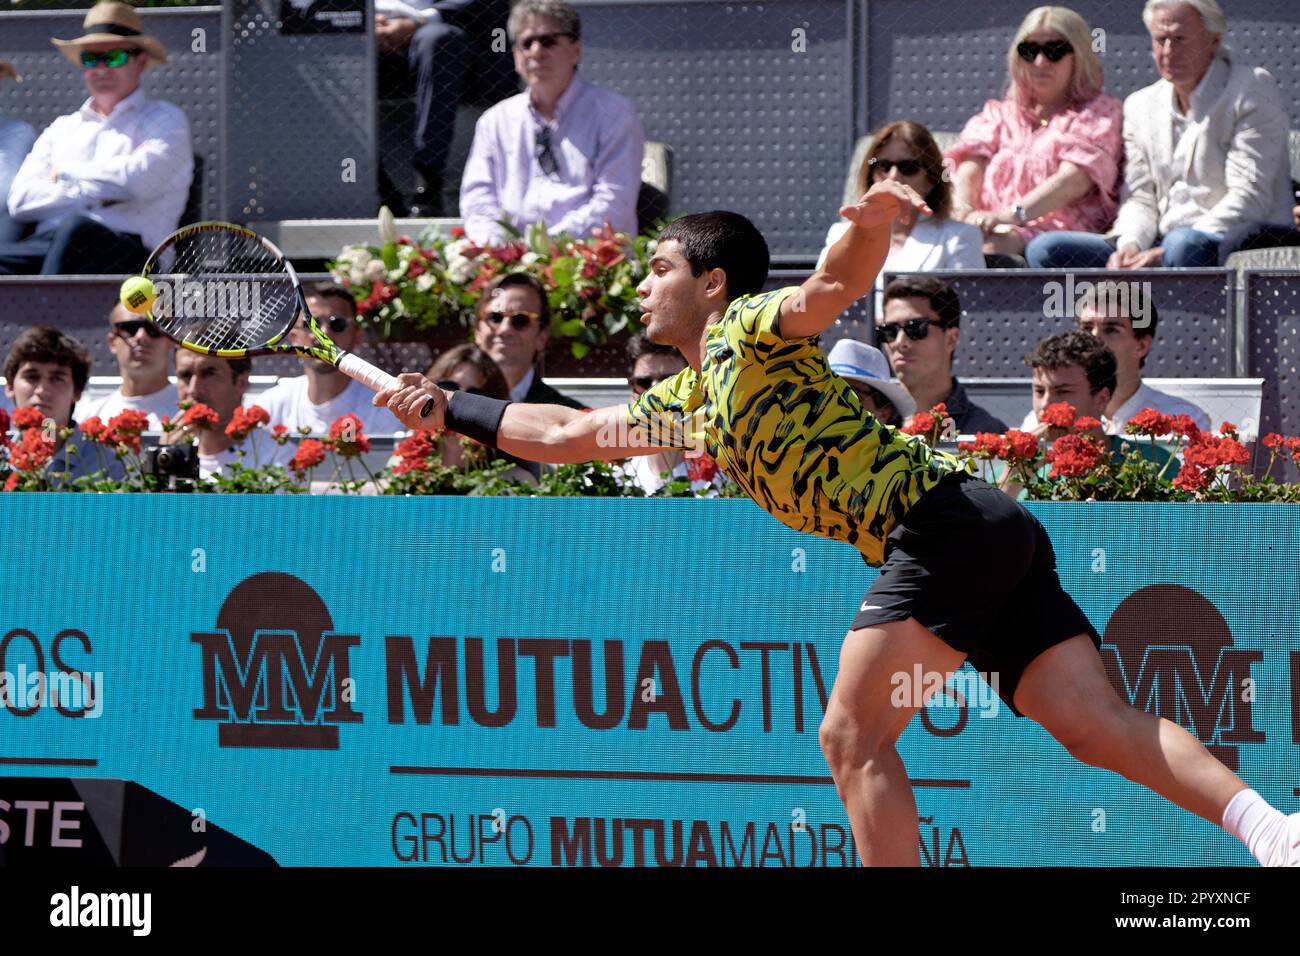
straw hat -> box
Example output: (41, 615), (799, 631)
(51, 2), (168, 68)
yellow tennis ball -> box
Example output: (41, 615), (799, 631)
(120, 276), (156, 314)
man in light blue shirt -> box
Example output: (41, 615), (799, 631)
(459, 0), (644, 244)
(0, 61), (37, 243)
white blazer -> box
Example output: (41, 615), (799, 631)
(817, 215), (985, 319)
(1112, 53), (1294, 250)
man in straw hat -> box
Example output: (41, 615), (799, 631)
(1, 2), (192, 274)
(0, 60), (37, 243)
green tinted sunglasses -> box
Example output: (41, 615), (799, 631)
(80, 48), (138, 69)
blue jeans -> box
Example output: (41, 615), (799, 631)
(1025, 227), (1224, 268)
(1216, 220), (1300, 265)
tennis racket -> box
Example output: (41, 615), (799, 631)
(132, 220), (433, 418)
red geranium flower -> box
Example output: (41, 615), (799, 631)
(901, 411), (936, 436)
(8, 427), (55, 471)
(182, 403), (220, 430)
(450, 226), (466, 238)
(11, 406), (45, 431)
(1045, 433), (1104, 478)
(1074, 416), (1103, 433)
(1263, 432), (1285, 449)
(225, 404), (270, 442)
(4, 473), (19, 491)
(1173, 464), (1210, 493)
(1170, 414), (1200, 438)
(1004, 429), (1040, 460)
(1040, 402), (1077, 430)
(327, 414), (371, 457)
(79, 416), (106, 442)
(101, 409), (150, 453)
(289, 438), (327, 473)
(685, 453), (720, 483)
(1126, 408), (1173, 436)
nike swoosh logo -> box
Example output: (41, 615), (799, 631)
(860, 603), (883, 612)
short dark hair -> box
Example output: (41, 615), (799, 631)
(1027, 329), (1117, 397)
(427, 344), (511, 401)
(882, 276), (962, 327)
(657, 211), (770, 301)
(1077, 281), (1160, 369)
(477, 272), (551, 329)
(174, 348), (252, 384)
(3, 327), (92, 394)
(625, 331), (682, 373)
(303, 280), (357, 316)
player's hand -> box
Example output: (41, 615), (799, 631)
(374, 372), (447, 432)
(839, 180), (931, 232)
(375, 15), (418, 54)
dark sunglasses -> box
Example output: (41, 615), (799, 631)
(876, 318), (950, 343)
(516, 31), (576, 52)
(631, 373), (674, 391)
(436, 379), (485, 397)
(535, 126), (559, 179)
(867, 157), (925, 176)
(112, 319), (163, 339)
(483, 310), (540, 330)
(80, 48), (140, 69)
(1016, 40), (1073, 63)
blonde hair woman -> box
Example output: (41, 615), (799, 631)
(946, 6), (1122, 258)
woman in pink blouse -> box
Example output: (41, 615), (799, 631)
(946, 5), (1122, 259)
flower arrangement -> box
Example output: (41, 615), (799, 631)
(936, 402), (1300, 502)
(328, 210), (655, 359)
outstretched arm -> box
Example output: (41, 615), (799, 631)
(375, 374), (677, 464)
(779, 179), (930, 339)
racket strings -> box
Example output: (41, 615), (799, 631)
(148, 229), (299, 352)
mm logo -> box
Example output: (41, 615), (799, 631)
(1101, 584), (1263, 771)
(193, 572), (361, 749)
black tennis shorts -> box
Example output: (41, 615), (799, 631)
(851, 471), (1102, 718)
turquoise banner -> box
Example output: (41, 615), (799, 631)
(0, 496), (1296, 866)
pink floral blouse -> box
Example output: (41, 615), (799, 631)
(945, 93), (1124, 241)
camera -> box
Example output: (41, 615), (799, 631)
(142, 443), (200, 491)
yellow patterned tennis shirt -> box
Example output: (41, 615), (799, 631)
(626, 286), (971, 565)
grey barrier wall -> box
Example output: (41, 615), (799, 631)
(0, 6), (224, 222)
(1245, 270), (1300, 479)
(224, 0), (377, 220)
(573, 0), (857, 259)
(865, 0), (1300, 144)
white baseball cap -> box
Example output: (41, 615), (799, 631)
(826, 339), (916, 420)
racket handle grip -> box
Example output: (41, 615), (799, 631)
(336, 351), (437, 421)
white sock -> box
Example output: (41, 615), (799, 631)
(1221, 788), (1288, 865)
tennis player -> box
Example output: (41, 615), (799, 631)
(376, 181), (1298, 867)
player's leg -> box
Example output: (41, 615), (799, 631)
(819, 616), (966, 866)
(1012, 634), (1246, 823)
(1014, 634), (1300, 865)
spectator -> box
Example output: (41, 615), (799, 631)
(0, 60), (37, 243)
(826, 338), (915, 428)
(1027, 0), (1293, 269)
(459, 0), (644, 244)
(422, 342), (536, 482)
(1217, 203), (1300, 265)
(374, 0), (516, 216)
(616, 331), (688, 494)
(819, 121), (983, 317)
(75, 300), (177, 430)
(879, 276), (1007, 434)
(472, 271), (585, 408)
(166, 350), (292, 480)
(1019, 281), (1210, 433)
(947, 6), (1122, 260)
(0, 2), (193, 275)
(257, 281), (403, 436)
(3, 326), (124, 483)
(1016, 330), (1179, 487)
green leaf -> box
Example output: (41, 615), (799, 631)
(570, 341), (590, 359)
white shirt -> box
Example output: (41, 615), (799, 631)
(7, 88), (193, 249)
(376, 0), (440, 21)
(199, 427), (294, 480)
(74, 383), (178, 432)
(818, 216), (985, 318)
(257, 375), (403, 436)
(1020, 381), (1211, 434)
(1155, 55), (1228, 240)
(510, 366), (536, 403)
